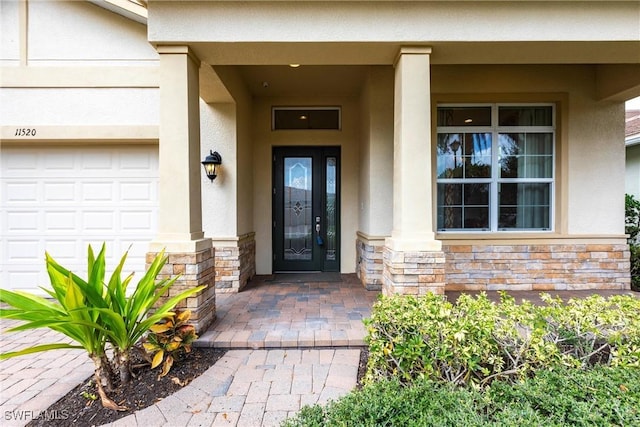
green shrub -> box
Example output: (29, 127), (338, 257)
(364, 293), (640, 387)
(626, 193), (640, 291)
(283, 366), (640, 427)
(0, 244), (205, 410)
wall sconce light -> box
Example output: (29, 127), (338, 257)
(201, 150), (222, 181)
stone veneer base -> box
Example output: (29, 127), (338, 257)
(443, 243), (631, 291)
(382, 247), (446, 296)
(215, 233), (256, 293)
(356, 236), (384, 291)
(147, 248), (216, 334)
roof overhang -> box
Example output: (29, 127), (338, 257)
(88, 0), (147, 24)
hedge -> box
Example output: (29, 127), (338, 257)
(364, 292), (640, 387)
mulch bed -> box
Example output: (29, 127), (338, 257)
(26, 347), (369, 427)
(26, 348), (226, 427)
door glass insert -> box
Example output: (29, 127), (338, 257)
(284, 157), (313, 260)
(325, 157), (337, 261)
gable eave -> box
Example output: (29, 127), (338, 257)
(87, 0), (147, 25)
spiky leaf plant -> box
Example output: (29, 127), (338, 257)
(0, 244), (205, 410)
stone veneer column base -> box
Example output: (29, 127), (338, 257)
(148, 248), (216, 334)
(214, 232), (256, 293)
(382, 246), (446, 296)
(356, 234), (384, 291)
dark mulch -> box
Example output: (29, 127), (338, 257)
(26, 348), (226, 427)
(26, 347), (369, 426)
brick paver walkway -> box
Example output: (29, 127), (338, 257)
(198, 275), (378, 348)
(100, 348), (360, 427)
(0, 318), (94, 427)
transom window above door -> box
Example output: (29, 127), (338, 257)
(272, 107), (341, 130)
(436, 104), (555, 232)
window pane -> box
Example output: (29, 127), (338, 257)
(464, 183), (489, 205)
(437, 133), (491, 179)
(325, 157), (337, 261)
(499, 133), (553, 178)
(465, 207), (489, 229)
(437, 134), (463, 178)
(437, 183), (489, 230)
(437, 107), (491, 126)
(463, 133), (492, 178)
(283, 157), (313, 260)
(499, 106), (553, 126)
(498, 183), (551, 229)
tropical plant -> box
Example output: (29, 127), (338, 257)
(143, 309), (198, 378)
(0, 244), (205, 410)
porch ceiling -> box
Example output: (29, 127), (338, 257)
(193, 40), (640, 99)
(236, 65), (368, 98)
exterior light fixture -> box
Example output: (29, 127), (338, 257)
(289, 64), (300, 68)
(201, 150), (222, 181)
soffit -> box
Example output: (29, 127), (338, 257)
(236, 65), (367, 98)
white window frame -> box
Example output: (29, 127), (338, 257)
(436, 103), (556, 233)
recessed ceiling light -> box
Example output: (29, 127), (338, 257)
(464, 118), (473, 123)
(289, 64), (301, 68)
(299, 115), (308, 120)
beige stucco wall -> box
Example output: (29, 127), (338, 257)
(149, 1), (640, 45)
(359, 67), (394, 237)
(1, 0), (160, 130)
(27, 0), (156, 66)
(0, 1), (19, 65)
(200, 66), (254, 239)
(0, 88), (159, 126)
(253, 96), (360, 274)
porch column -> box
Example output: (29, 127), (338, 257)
(383, 46), (446, 296)
(148, 46), (215, 332)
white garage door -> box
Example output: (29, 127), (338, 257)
(0, 145), (158, 294)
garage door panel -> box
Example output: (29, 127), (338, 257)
(4, 153), (36, 173)
(7, 240), (40, 262)
(7, 271), (41, 292)
(44, 182), (76, 201)
(121, 210), (154, 231)
(44, 240), (78, 260)
(82, 182), (115, 201)
(120, 150), (155, 171)
(83, 211), (115, 230)
(1, 145), (159, 294)
(45, 211), (77, 230)
(121, 182), (153, 201)
(82, 151), (114, 170)
(6, 182), (38, 201)
(7, 211), (39, 231)
(45, 151), (75, 170)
